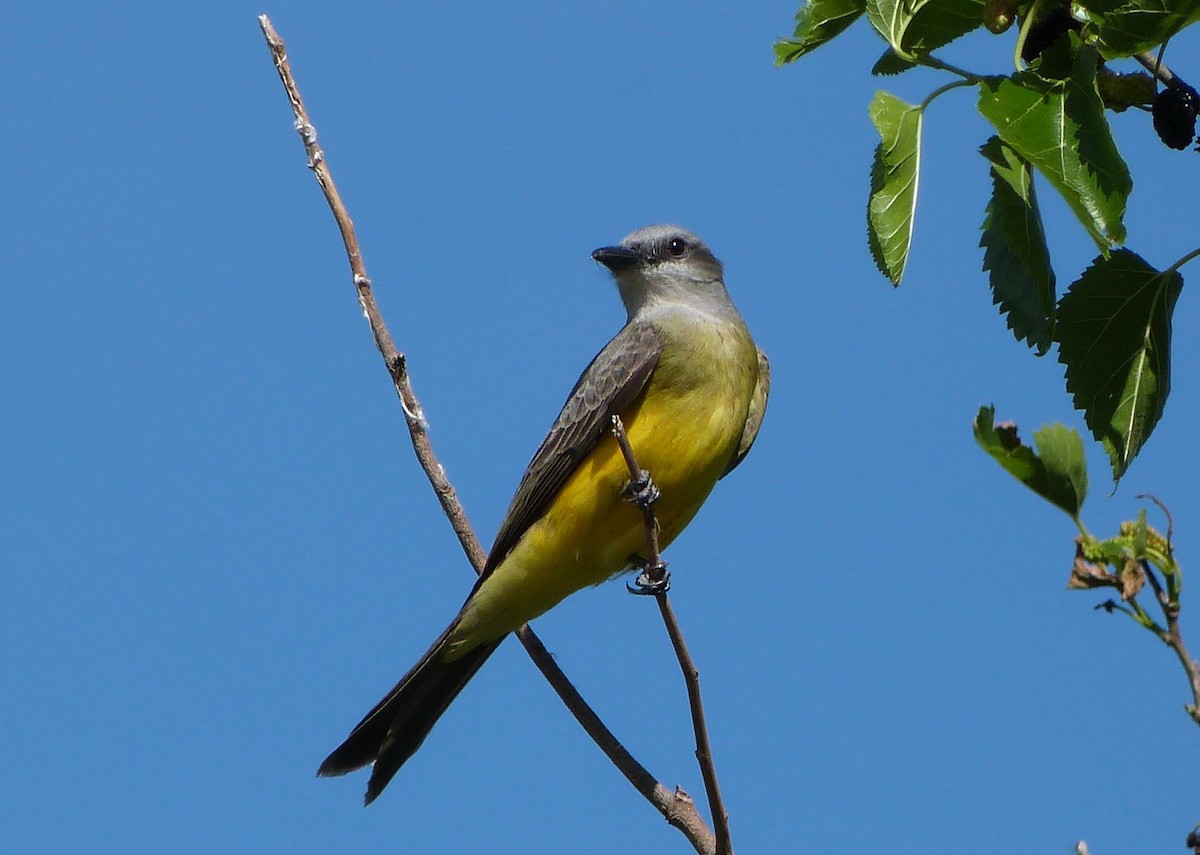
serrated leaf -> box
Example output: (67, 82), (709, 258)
(1093, 1), (1200, 58)
(872, 48), (918, 75)
(1055, 249), (1182, 482)
(775, 0), (866, 64)
(866, 0), (987, 56)
(977, 41), (1131, 248)
(974, 405), (1088, 518)
(1031, 25), (1079, 81)
(867, 91), (922, 284)
(979, 137), (1056, 354)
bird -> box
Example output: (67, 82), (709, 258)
(318, 224), (770, 804)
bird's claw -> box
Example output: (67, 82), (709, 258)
(621, 470), (660, 510)
(626, 562), (670, 596)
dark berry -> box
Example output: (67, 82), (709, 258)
(1152, 86), (1199, 151)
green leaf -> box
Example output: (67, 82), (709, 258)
(871, 48), (918, 75)
(867, 91), (922, 284)
(1074, 0), (1132, 15)
(974, 405), (1088, 518)
(866, 0), (987, 57)
(977, 41), (1131, 248)
(774, 0), (866, 64)
(1055, 249), (1182, 482)
(1031, 25), (1080, 81)
(979, 137), (1056, 354)
(1031, 422), (1089, 515)
(1093, 1), (1200, 58)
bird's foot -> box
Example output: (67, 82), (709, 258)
(626, 560), (670, 595)
(621, 470), (660, 510)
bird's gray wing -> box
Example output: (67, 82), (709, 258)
(482, 320), (664, 577)
(721, 346), (770, 479)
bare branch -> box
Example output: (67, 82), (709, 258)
(257, 16), (717, 852)
(1147, 562), (1200, 727)
(611, 416), (734, 855)
(514, 624), (718, 853)
(257, 15), (479, 561)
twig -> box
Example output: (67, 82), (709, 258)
(1100, 493), (1200, 727)
(1165, 621), (1200, 726)
(1134, 49), (1200, 113)
(1135, 50), (1181, 88)
(611, 416), (734, 855)
(257, 15), (477, 561)
(1150, 581), (1200, 726)
(257, 16), (717, 853)
(514, 624), (718, 851)
(1135, 496), (1200, 726)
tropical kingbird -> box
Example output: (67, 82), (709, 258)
(318, 224), (770, 804)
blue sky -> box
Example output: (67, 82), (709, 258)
(4, 3), (1199, 853)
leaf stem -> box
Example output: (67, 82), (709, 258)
(1013, 0), (1046, 72)
(919, 78), (978, 111)
(916, 54), (984, 83)
(1167, 246), (1200, 275)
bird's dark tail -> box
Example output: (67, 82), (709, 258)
(317, 622), (505, 805)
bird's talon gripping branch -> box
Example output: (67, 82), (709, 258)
(621, 470), (661, 510)
(626, 562), (671, 595)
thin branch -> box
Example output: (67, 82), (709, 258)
(1139, 493), (1180, 602)
(1101, 498), (1200, 727)
(1140, 561), (1200, 726)
(1141, 559), (1167, 605)
(1134, 495), (1200, 726)
(1135, 50), (1182, 89)
(1151, 582), (1200, 727)
(1139, 494), (1176, 548)
(1163, 619), (1200, 726)
(514, 624), (717, 851)
(611, 419), (666, 586)
(611, 416), (734, 855)
(257, 16), (478, 561)
(257, 16), (716, 853)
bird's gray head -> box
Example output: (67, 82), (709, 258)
(591, 225), (733, 321)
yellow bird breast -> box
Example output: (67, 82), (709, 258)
(444, 315), (758, 659)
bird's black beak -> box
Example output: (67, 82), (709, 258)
(591, 245), (642, 272)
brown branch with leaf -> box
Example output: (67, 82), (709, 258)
(258, 15), (728, 854)
(975, 406), (1200, 728)
(1074, 496), (1200, 727)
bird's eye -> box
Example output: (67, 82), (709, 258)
(667, 237), (688, 257)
